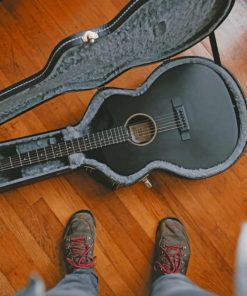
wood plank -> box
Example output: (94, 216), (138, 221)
(0, 1), (246, 295)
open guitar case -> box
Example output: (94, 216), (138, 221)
(0, 0), (247, 191)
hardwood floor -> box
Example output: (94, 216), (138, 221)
(0, 0), (247, 295)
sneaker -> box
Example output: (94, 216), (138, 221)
(152, 217), (190, 281)
(63, 210), (96, 273)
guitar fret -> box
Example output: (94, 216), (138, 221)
(21, 152), (30, 165)
(67, 140), (75, 154)
(95, 132), (101, 148)
(19, 154), (23, 166)
(58, 142), (64, 156)
(92, 134), (97, 148)
(64, 141), (69, 155)
(66, 141), (73, 154)
(53, 144), (61, 157)
(12, 155), (21, 168)
(50, 145), (55, 159)
(109, 129), (114, 144)
(108, 130), (112, 145)
(0, 160), (4, 171)
(46, 146), (53, 160)
(9, 156), (13, 168)
(116, 127), (122, 143)
(70, 139), (77, 153)
(38, 148), (46, 161)
(119, 127), (124, 142)
(76, 138), (81, 152)
(81, 137), (85, 151)
(86, 135), (92, 150)
(104, 130), (109, 146)
(101, 131), (106, 147)
(121, 126), (129, 140)
(44, 147), (48, 160)
(0, 125), (129, 173)
(29, 150), (39, 164)
(58, 143), (63, 156)
(106, 130), (111, 145)
(89, 135), (93, 150)
(112, 128), (117, 144)
(117, 127), (121, 142)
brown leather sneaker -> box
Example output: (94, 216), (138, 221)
(152, 217), (190, 281)
(63, 210), (96, 273)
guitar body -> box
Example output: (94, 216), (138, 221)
(87, 62), (239, 176)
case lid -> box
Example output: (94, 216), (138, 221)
(0, 0), (235, 125)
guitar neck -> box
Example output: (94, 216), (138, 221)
(0, 126), (130, 173)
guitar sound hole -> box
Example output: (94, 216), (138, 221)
(125, 113), (157, 146)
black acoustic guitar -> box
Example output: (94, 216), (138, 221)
(0, 62), (239, 178)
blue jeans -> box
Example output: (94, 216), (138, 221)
(16, 271), (213, 296)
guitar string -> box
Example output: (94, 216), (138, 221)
(124, 120), (184, 139)
(0, 119), (185, 171)
(0, 125), (184, 172)
(6, 117), (183, 160)
(0, 123), (185, 172)
(0, 117), (184, 168)
(122, 121), (185, 141)
(1, 111), (182, 167)
(3, 115), (183, 165)
(125, 112), (178, 125)
(0, 111), (182, 167)
(0, 120), (184, 171)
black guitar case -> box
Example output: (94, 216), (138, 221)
(0, 0), (246, 191)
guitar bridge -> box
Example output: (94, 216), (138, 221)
(172, 97), (191, 141)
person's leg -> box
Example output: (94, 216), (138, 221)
(236, 223), (247, 296)
(17, 210), (98, 296)
(48, 210), (98, 296)
(46, 269), (98, 296)
(152, 274), (214, 296)
(150, 218), (215, 296)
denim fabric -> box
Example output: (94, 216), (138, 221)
(151, 274), (215, 296)
(236, 224), (247, 296)
(17, 271), (215, 296)
(16, 269), (98, 296)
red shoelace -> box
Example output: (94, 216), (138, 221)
(154, 245), (184, 274)
(66, 236), (95, 269)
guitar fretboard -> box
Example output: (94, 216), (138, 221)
(0, 126), (130, 172)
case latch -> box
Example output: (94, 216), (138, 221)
(141, 175), (153, 189)
(84, 166), (95, 173)
(82, 31), (99, 43)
